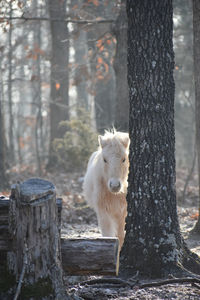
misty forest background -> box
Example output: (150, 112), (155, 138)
(0, 0), (198, 210)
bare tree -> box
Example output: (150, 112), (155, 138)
(32, 0), (43, 175)
(48, 0), (69, 167)
(113, 0), (129, 132)
(0, 83), (9, 190)
(8, 1), (15, 164)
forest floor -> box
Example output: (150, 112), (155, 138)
(4, 166), (200, 299)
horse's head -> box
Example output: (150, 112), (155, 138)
(99, 130), (130, 194)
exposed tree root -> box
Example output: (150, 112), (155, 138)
(181, 241), (200, 276)
(139, 277), (200, 289)
(79, 277), (133, 288)
(78, 273), (200, 292)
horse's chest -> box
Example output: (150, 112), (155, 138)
(98, 189), (126, 215)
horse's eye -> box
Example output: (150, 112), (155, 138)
(103, 158), (107, 163)
(122, 158), (126, 163)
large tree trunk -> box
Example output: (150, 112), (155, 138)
(48, 0), (69, 167)
(113, 0), (129, 132)
(190, 0), (200, 235)
(120, 0), (200, 278)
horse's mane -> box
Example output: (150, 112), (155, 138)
(100, 128), (129, 151)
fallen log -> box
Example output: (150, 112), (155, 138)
(61, 237), (119, 276)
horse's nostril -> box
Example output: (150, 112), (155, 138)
(115, 182), (120, 189)
(110, 180), (121, 191)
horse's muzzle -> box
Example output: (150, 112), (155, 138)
(109, 179), (121, 193)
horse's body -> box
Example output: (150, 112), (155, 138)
(83, 130), (130, 248)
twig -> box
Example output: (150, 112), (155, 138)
(139, 277), (200, 289)
(79, 271), (139, 288)
(13, 243), (28, 300)
(80, 277), (131, 287)
(192, 282), (200, 289)
(84, 283), (126, 289)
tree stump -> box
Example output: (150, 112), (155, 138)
(0, 196), (11, 263)
(7, 178), (68, 299)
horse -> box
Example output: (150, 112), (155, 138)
(83, 130), (130, 249)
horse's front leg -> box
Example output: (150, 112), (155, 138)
(116, 209), (127, 250)
(97, 210), (116, 238)
(117, 222), (125, 250)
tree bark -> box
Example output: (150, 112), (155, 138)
(0, 89), (9, 190)
(7, 178), (68, 299)
(86, 0), (115, 133)
(0, 197), (10, 257)
(190, 0), (200, 235)
(113, 0), (129, 132)
(48, 0), (69, 167)
(61, 238), (119, 275)
(8, 2), (15, 164)
(120, 0), (200, 278)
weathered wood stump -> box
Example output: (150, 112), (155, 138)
(7, 178), (68, 299)
(61, 238), (119, 275)
(0, 197), (62, 254)
(0, 196), (11, 264)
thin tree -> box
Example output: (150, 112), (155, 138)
(48, 0), (69, 167)
(8, 1), (15, 164)
(190, 0), (200, 236)
(0, 84), (9, 190)
(32, 0), (42, 176)
(113, 0), (129, 132)
(120, 0), (200, 277)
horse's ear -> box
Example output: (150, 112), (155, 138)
(119, 133), (130, 149)
(98, 135), (107, 148)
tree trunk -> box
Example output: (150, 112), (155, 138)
(190, 0), (200, 235)
(86, 0), (115, 133)
(7, 178), (68, 299)
(73, 24), (89, 111)
(48, 0), (69, 167)
(113, 0), (129, 132)
(120, 0), (200, 278)
(94, 77), (115, 133)
(0, 86), (9, 190)
(8, 2), (15, 164)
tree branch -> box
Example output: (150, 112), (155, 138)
(0, 16), (115, 24)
